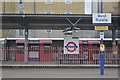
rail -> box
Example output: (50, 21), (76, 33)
(1, 47), (119, 65)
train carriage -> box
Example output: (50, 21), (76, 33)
(1, 38), (119, 65)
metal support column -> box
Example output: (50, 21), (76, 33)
(24, 28), (29, 64)
(34, 0), (36, 14)
(112, 27), (116, 63)
(99, 0), (104, 75)
(112, 28), (116, 48)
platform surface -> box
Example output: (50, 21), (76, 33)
(2, 68), (119, 78)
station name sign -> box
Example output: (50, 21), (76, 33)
(92, 13), (111, 24)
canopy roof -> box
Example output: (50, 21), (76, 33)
(1, 14), (119, 30)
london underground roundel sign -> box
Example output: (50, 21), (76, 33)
(64, 36), (79, 54)
(65, 42), (78, 52)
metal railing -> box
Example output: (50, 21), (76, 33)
(1, 47), (119, 65)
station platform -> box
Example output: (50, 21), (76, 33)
(2, 67), (119, 79)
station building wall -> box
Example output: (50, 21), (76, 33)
(0, 0), (119, 38)
(2, 1), (84, 14)
(1, 1), (119, 14)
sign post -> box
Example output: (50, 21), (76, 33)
(100, 38), (105, 75)
(93, 9), (111, 75)
(100, 52), (104, 75)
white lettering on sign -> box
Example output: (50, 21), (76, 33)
(93, 13), (111, 24)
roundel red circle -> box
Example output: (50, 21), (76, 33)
(66, 42), (77, 52)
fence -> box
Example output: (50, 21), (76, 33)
(1, 46), (119, 65)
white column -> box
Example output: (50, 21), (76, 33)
(85, 0), (92, 14)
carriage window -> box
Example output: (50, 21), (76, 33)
(29, 46), (39, 51)
(93, 44), (99, 48)
(83, 41), (88, 52)
(83, 45), (88, 52)
(83, 41), (88, 44)
(105, 41), (112, 47)
(29, 41), (39, 51)
(44, 43), (51, 54)
(17, 46), (24, 54)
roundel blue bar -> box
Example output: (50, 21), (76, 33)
(65, 46), (78, 48)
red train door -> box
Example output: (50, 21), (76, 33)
(16, 40), (24, 61)
(40, 40), (52, 61)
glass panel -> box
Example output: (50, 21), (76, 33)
(18, 10), (24, 14)
(17, 46), (24, 54)
(45, 0), (52, 4)
(65, 0), (72, 4)
(82, 30), (93, 38)
(44, 43), (51, 54)
(19, 29), (24, 36)
(83, 41), (88, 52)
(116, 30), (120, 38)
(104, 30), (112, 38)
